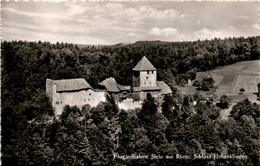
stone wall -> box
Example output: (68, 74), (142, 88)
(140, 71), (157, 87)
(118, 98), (142, 110)
(52, 89), (106, 116)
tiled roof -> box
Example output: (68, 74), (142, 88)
(99, 77), (130, 93)
(54, 78), (93, 92)
(132, 87), (142, 92)
(132, 56), (157, 71)
(132, 81), (172, 94)
(141, 86), (161, 91)
(157, 81), (172, 94)
(118, 85), (131, 91)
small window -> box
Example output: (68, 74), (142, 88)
(60, 101), (62, 104)
(147, 71), (149, 74)
(152, 71), (154, 74)
(84, 99), (86, 101)
(146, 76), (148, 79)
(89, 93), (91, 96)
(56, 101), (59, 105)
(150, 82), (151, 84)
(88, 99), (90, 101)
(144, 82), (146, 85)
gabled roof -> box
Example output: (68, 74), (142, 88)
(54, 78), (93, 92)
(98, 77), (130, 93)
(118, 85), (131, 91)
(141, 86), (161, 91)
(132, 81), (172, 94)
(132, 86), (161, 92)
(132, 87), (142, 92)
(132, 56), (157, 71)
(157, 81), (172, 95)
(99, 77), (119, 92)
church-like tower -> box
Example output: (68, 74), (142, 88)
(132, 56), (157, 87)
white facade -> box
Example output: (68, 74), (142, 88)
(140, 70), (157, 87)
(118, 98), (142, 111)
(46, 79), (106, 117)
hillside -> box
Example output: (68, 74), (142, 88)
(179, 60), (260, 103)
(197, 60), (259, 102)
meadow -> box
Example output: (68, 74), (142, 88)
(187, 60), (260, 103)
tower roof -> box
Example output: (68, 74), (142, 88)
(132, 56), (156, 71)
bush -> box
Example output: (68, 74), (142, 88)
(193, 77), (215, 91)
(216, 95), (229, 109)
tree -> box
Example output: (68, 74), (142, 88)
(230, 98), (260, 122)
(186, 70), (196, 81)
(216, 95), (229, 109)
(104, 94), (119, 120)
(240, 88), (245, 94)
(141, 93), (157, 115)
(193, 77), (215, 91)
(161, 95), (175, 120)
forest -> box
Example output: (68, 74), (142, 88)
(1, 36), (260, 165)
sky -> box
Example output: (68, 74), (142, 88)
(2, 1), (259, 45)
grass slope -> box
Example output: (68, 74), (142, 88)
(183, 60), (260, 104)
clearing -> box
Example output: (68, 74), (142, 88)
(179, 60), (260, 104)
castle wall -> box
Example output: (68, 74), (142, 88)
(52, 89), (106, 116)
(118, 98), (142, 110)
(140, 71), (157, 87)
(140, 91), (160, 100)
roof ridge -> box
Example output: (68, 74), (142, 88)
(132, 56), (156, 71)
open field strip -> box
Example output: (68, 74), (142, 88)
(232, 74), (259, 94)
(209, 72), (223, 86)
(181, 60), (260, 104)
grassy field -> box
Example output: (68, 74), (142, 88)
(211, 60), (260, 75)
(212, 60), (259, 103)
(232, 75), (258, 94)
(182, 60), (260, 104)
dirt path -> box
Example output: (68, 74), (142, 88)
(220, 103), (236, 120)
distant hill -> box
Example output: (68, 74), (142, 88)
(129, 40), (173, 47)
(74, 40), (175, 48)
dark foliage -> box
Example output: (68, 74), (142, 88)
(194, 77), (215, 91)
(216, 95), (230, 109)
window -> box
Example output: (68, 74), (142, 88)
(150, 82), (151, 84)
(56, 101), (59, 105)
(84, 99), (86, 101)
(152, 71), (154, 74)
(88, 99), (90, 101)
(60, 101), (62, 104)
(144, 82), (146, 85)
(146, 76), (148, 79)
(147, 71), (149, 74)
(89, 93), (91, 96)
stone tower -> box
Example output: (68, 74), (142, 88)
(132, 56), (157, 87)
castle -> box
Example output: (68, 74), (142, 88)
(46, 56), (172, 116)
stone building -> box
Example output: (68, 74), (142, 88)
(46, 78), (106, 116)
(46, 56), (172, 115)
(98, 77), (132, 102)
(132, 56), (172, 100)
